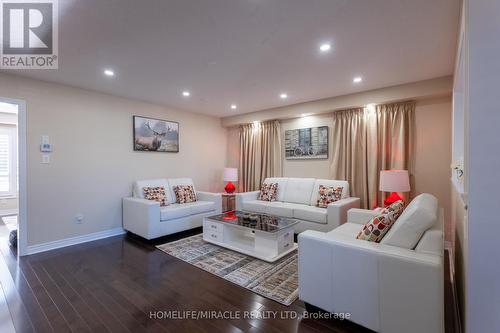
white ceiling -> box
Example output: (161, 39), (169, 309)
(3, 0), (460, 117)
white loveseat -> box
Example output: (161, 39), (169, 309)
(236, 177), (360, 233)
(123, 178), (221, 239)
(298, 193), (444, 333)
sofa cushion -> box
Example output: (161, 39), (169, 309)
(266, 202), (294, 218)
(328, 222), (362, 237)
(310, 179), (349, 205)
(184, 201), (215, 215)
(381, 193), (438, 249)
(263, 177), (289, 201)
(293, 205), (327, 224)
(143, 186), (168, 206)
(166, 178), (195, 203)
(241, 200), (269, 214)
(134, 179), (172, 202)
(160, 204), (192, 221)
(283, 178), (315, 205)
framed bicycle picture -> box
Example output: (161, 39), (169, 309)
(284, 126), (328, 159)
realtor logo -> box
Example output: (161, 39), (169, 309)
(0, 0), (58, 69)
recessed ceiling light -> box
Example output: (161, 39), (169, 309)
(182, 91), (190, 97)
(230, 104), (237, 110)
(353, 76), (363, 83)
(103, 69), (114, 77)
(319, 43), (331, 52)
(280, 93), (288, 99)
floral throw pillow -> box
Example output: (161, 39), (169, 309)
(356, 200), (405, 242)
(316, 185), (343, 208)
(258, 183), (278, 202)
(143, 186), (168, 206)
(173, 185), (197, 204)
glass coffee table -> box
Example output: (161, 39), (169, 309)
(203, 211), (299, 262)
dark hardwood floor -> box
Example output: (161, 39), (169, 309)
(0, 229), (458, 333)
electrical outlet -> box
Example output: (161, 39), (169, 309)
(75, 214), (84, 224)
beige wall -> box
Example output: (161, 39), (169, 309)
(0, 73), (227, 247)
(413, 97), (452, 240)
(226, 96), (453, 239)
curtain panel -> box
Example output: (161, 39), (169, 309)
(330, 108), (370, 207)
(330, 101), (415, 209)
(239, 120), (282, 191)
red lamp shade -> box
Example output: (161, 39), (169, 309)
(223, 168), (238, 194)
(379, 170), (410, 206)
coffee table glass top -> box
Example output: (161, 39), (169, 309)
(207, 211), (298, 233)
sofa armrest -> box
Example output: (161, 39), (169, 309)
(197, 191), (222, 214)
(347, 208), (381, 225)
(298, 230), (443, 333)
(298, 230), (336, 312)
(326, 197), (360, 227)
(122, 197), (160, 239)
(235, 191), (260, 210)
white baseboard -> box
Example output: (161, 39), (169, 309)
(25, 227), (126, 256)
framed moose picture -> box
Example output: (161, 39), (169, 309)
(133, 116), (179, 152)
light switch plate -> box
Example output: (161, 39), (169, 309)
(41, 155), (50, 164)
(40, 143), (53, 152)
(41, 135), (49, 144)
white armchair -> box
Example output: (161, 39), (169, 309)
(298, 194), (444, 333)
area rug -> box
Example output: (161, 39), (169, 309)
(156, 234), (298, 306)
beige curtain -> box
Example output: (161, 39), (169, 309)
(239, 120), (282, 191)
(330, 108), (370, 207)
(369, 101), (415, 207)
(330, 101), (415, 209)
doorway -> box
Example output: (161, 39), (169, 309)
(0, 98), (26, 256)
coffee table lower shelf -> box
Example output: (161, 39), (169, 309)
(203, 217), (297, 262)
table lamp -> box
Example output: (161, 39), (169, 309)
(223, 168), (238, 194)
(379, 170), (410, 206)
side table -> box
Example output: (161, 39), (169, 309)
(221, 193), (236, 212)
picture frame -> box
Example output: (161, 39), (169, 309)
(284, 126), (328, 159)
(133, 116), (179, 152)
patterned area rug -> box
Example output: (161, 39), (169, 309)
(156, 234), (298, 306)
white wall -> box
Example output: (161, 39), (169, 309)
(0, 73), (227, 247)
(466, 0), (500, 331)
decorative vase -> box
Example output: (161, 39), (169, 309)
(225, 181), (236, 194)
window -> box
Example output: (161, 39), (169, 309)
(0, 125), (17, 197)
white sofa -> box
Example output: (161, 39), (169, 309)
(298, 193), (444, 333)
(235, 177), (360, 233)
(123, 178), (221, 239)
